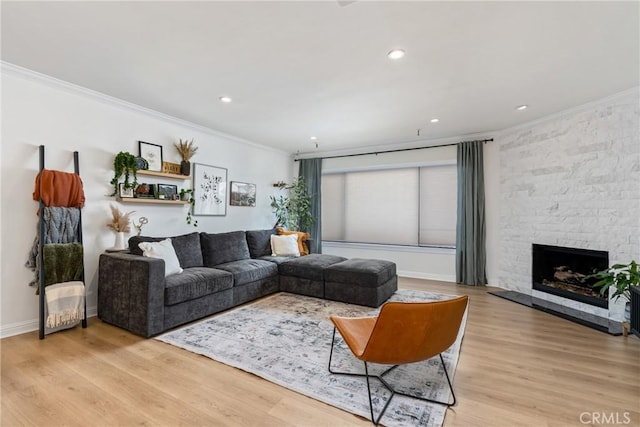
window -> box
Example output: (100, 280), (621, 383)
(322, 164), (457, 247)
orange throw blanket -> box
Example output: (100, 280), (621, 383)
(33, 169), (85, 208)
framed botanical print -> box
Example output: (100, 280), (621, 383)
(192, 163), (227, 216)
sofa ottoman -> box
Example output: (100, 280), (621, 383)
(324, 258), (397, 307)
(278, 254), (347, 298)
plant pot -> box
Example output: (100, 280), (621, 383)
(180, 160), (191, 176)
(181, 193), (190, 202)
(624, 301), (631, 323)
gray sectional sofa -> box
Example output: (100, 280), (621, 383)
(98, 228), (397, 337)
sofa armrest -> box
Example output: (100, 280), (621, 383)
(98, 252), (166, 337)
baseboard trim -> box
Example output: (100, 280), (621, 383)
(398, 270), (455, 283)
(1, 307), (97, 339)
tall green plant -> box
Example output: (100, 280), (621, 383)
(270, 177), (314, 232)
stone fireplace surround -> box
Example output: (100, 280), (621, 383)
(497, 89), (639, 325)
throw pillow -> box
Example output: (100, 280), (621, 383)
(270, 234), (300, 257)
(200, 231), (251, 267)
(138, 238), (183, 277)
(277, 228), (310, 255)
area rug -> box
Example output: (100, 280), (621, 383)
(156, 290), (468, 426)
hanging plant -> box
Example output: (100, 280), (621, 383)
(179, 188), (198, 227)
(110, 151), (138, 196)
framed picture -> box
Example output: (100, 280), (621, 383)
(230, 181), (256, 207)
(193, 163), (227, 216)
(138, 141), (163, 172)
(119, 183), (134, 198)
(157, 183), (178, 200)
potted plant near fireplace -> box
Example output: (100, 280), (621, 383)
(590, 260), (639, 323)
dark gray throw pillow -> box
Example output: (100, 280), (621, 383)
(128, 232), (203, 268)
(245, 228), (277, 258)
(169, 232), (203, 268)
(128, 235), (161, 256)
(200, 231), (251, 267)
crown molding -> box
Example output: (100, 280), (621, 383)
(1, 61), (289, 156)
(498, 86), (640, 138)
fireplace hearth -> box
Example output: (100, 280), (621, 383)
(532, 244), (609, 309)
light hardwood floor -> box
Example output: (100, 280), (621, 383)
(2, 279), (639, 426)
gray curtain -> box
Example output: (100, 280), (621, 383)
(298, 158), (322, 254)
(456, 141), (487, 285)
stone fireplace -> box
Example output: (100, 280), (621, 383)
(497, 90), (639, 326)
(532, 244), (608, 309)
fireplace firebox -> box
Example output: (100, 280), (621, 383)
(532, 244), (609, 309)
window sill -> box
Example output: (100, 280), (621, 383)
(322, 241), (455, 255)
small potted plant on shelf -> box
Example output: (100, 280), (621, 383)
(110, 151), (138, 196)
(175, 138), (198, 176)
(179, 188), (198, 227)
(590, 260), (639, 322)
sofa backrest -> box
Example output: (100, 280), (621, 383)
(200, 231), (251, 266)
(245, 228), (277, 258)
(128, 232), (203, 268)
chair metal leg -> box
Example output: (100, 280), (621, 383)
(328, 329), (457, 424)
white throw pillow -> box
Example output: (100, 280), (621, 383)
(138, 238), (183, 277)
(270, 234), (301, 257)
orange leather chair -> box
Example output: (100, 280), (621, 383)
(328, 295), (468, 425)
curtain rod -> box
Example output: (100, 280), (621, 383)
(294, 138), (493, 161)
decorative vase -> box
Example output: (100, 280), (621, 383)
(113, 232), (127, 251)
(180, 160), (191, 176)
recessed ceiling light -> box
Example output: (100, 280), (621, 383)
(515, 105), (528, 111)
(310, 136), (317, 141)
(430, 118), (440, 123)
(387, 49), (405, 60)
(219, 96), (232, 103)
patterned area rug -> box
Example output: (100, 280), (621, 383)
(156, 290), (467, 426)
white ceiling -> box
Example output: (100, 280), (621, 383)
(2, 1), (638, 155)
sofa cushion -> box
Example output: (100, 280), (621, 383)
(164, 267), (233, 306)
(138, 238), (183, 277)
(277, 227), (310, 256)
(257, 255), (294, 265)
(278, 254), (347, 282)
(129, 235), (160, 255)
(270, 234), (300, 257)
(129, 232), (203, 268)
(214, 259), (278, 286)
(324, 258), (397, 288)
(169, 232), (203, 268)
(246, 228), (277, 258)
(200, 231), (251, 267)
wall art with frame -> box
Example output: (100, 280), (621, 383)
(119, 183), (134, 198)
(138, 141), (163, 172)
(193, 163), (227, 216)
(230, 181), (256, 207)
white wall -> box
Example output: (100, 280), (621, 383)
(0, 64), (293, 337)
(497, 88), (640, 321)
